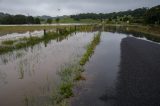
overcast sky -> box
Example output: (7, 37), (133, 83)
(0, 0), (160, 16)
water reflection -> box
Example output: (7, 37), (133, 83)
(1, 26), (159, 106)
(0, 30), (44, 41)
(0, 70), (7, 87)
(0, 31), (94, 106)
(0, 31), (73, 65)
(70, 32), (126, 106)
(104, 26), (160, 43)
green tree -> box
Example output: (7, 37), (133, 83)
(27, 16), (35, 24)
(55, 17), (60, 23)
(145, 5), (160, 24)
(47, 18), (52, 24)
(35, 18), (41, 24)
(13, 15), (27, 24)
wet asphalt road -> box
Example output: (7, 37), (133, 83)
(116, 37), (160, 106)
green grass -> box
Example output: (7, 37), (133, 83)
(1, 40), (16, 45)
(79, 32), (101, 65)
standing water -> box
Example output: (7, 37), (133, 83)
(1, 26), (160, 106)
(0, 31), (95, 106)
(70, 32), (127, 106)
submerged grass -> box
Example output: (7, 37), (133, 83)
(52, 64), (84, 105)
(0, 28), (75, 54)
(79, 32), (101, 65)
(52, 32), (101, 106)
(1, 40), (16, 45)
(0, 25), (99, 55)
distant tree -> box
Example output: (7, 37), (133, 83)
(13, 15), (27, 24)
(144, 5), (160, 24)
(27, 16), (35, 24)
(35, 18), (41, 24)
(123, 16), (130, 22)
(0, 12), (41, 25)
(55, 17), (60, 23)
(1, 15), (13, 24)
(108, 18), (112, 21)
(47, 18), (52, 24)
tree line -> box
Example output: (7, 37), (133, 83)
(0, 14), (40, 24)
(0, 5), (159, 25)
(71, 5), (160, 25)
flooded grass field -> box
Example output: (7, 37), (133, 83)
(0, 25), (160, 106)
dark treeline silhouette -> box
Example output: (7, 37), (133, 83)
(0, 13), (41, 24)
(71, 8), (147, 21)
(71, 5), (160, 24)
(144, 5), (160, 24)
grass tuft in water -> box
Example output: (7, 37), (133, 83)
(52, 64), (84, 105)
(52, 32), (101, 105)
(1, 40), (16, 45)
(79, 32), (101, 65)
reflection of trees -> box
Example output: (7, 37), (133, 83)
(104, 26), (160, 43)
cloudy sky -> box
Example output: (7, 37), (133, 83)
(0, 0), (160, 16)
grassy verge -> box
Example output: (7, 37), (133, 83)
(79, 32), (101, 65)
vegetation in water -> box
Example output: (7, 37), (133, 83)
(79, 32), (101, 65)
(1, 40), (16, 45)
(0, 28), (75, 54)
(52, 32), (101, 105)
(52, 64), (84, 105)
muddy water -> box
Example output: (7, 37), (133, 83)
(0, 31), (95, 106)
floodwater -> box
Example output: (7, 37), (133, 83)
(71, 32), (127, 106)
(0, 26), (160, 106)
(70, 27), (160, 106)
(0, 30), (44, 41)
(0, 30), (96, 106)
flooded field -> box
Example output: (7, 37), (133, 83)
(0, 26), (160, 106)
